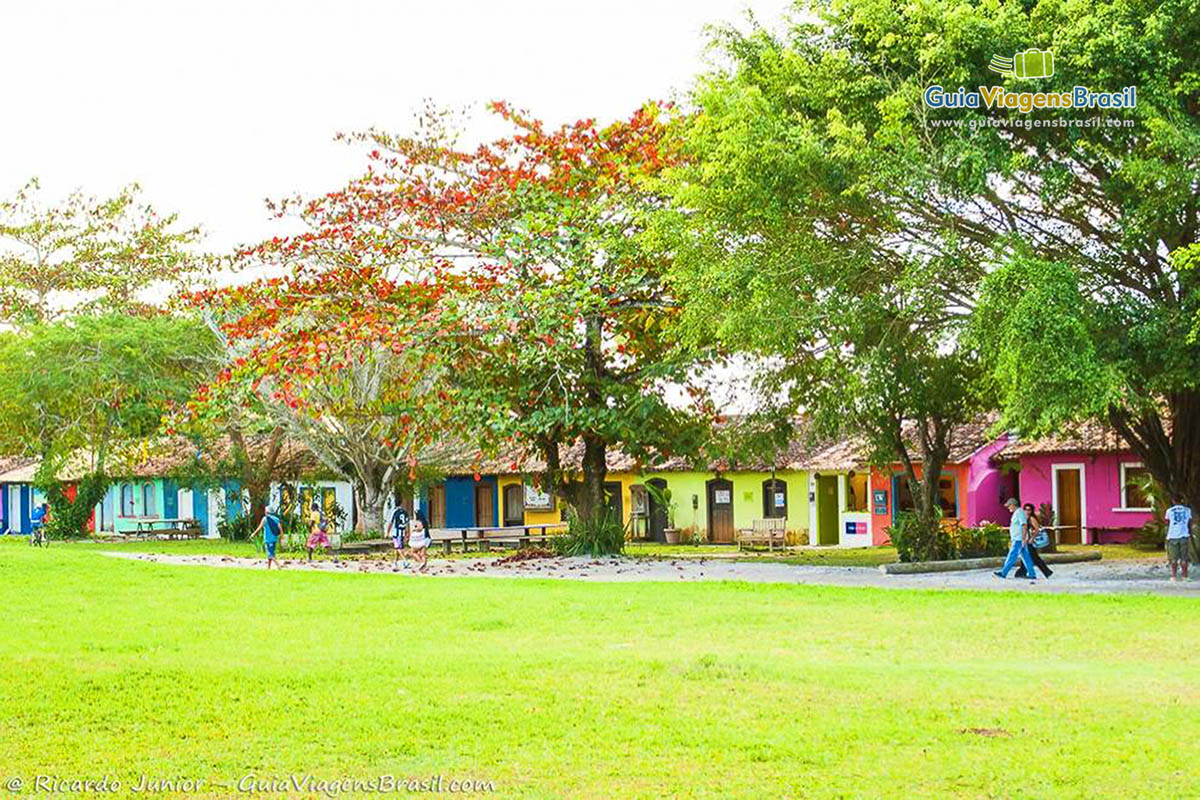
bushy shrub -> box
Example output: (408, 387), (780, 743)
(1131, 519), (1166, 550)
(42, 473), (109, 540)
(680, 526), (706, 545)
(554, 510), (624, 557)
(218, 513), (255, 541)
(887, 513), (950, 562)
(889, 514), (1007, 562)
(948, 522), (1008, 559)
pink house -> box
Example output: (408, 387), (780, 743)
(992, 423), (1155, 544)
(866, 417), (1019, 544)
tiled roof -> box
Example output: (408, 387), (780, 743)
(993, 420), (1131, 460)
(56, 435), (331, 481)
(0, 456), (39, 484)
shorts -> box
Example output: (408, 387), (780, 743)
(392, 535), (406, 550)
(265, 540), (277, 559)
(1166, 537), (1190, 563)
(307, 530), (330, 548)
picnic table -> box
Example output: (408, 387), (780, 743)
(433, 524), (567, 554)
(133, 518), (204, 539)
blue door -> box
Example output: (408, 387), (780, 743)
(19, 486), (30, 534)
(223, 481), (242, 520)
(162, 479), (179, 519)
(193, 488), (209, 535)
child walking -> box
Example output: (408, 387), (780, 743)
(388, 504), (410, 571)
(306, 496), (336, 562)
(252, 506), (284, 570)
(408, 511), (431, 573)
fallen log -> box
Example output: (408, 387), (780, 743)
(879, 550), (1102, 575)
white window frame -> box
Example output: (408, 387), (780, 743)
(1115, 461), (1152, 512)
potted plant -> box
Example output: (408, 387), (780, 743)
(647, 483), (681, 544)
(662, 491), (680, 544)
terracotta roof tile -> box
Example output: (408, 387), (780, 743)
(992, 420), (1131, 460)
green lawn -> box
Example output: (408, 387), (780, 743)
(2, 541), (1197, 798)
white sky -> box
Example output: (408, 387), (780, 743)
(2, 0), (790, 252)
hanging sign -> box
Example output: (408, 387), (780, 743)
(523, 483), (554, 510)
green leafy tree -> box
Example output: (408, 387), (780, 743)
(0, 178), (206, 326)
(676, 0), (1200, 527)
(665, 4), (993, 542)
(0, 314), (217, 536)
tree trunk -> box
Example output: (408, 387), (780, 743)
(360, 480), (387, 535)
(1110, 390), (1200, 560)
(891, 416), (951, 560)
(577, 435), (608, 523)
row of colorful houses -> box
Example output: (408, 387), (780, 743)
(0, 420), (1160, 545)
(413, 418), (1157, 546)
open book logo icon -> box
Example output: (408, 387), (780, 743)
(989, 50), (1054, 79)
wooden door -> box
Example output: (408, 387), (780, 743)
(603, 481), (624, 527)
(474, 483), (495, 528)
(817, 475), (839, 545)
(647, 479), (667, 542)
(707, 478), (735, 543)
(428, 484), (446, 529)
(1055, 468), (1082, 544)
(502, 484), (524, 526)
(762, 478), (787, 519)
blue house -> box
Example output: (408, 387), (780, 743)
(0, 458), (42, 535)
(419, 474), (499, 530)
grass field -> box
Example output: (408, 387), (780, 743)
(3, 539), (1197, 798)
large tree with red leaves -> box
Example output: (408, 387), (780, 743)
(259, 102), (718, 527)
(186, 261), (476, 533)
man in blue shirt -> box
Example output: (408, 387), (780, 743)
(30, 502), (48, 546)
(995, 497), (1037, 581)
(1164, 497), (1193, 582)
(252, 505), (283, 570)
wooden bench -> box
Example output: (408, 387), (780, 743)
(436, 525), (567, 555)
(133, 518), (204, 539)
(737, 518), (787, 551)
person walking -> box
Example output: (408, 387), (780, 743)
(29, 502), (49, 546)
(408, 511), (431, 573)
(995, 497), (1037, 581)
(1014, 503), (1053, 579)
(252, 505), (284, 570)
(1164, 496), (1193, 582)
(387, 504), (410, 571)
(305, 496), (335, 562)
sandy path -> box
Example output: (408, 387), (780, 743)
(102, 551), (1200, 597)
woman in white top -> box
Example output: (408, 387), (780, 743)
(408, 511), (431, 572)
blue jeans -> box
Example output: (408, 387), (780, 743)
(998, 539), (1036, 578)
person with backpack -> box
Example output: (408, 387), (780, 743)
(1014, 503), (1053, 579)
(1165, 496), (1193, 582)
(408, 510), (431, 572)
(387, 504), (410, 570)
(252, 505), (284, 569)
(305, 495), (335, 562)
